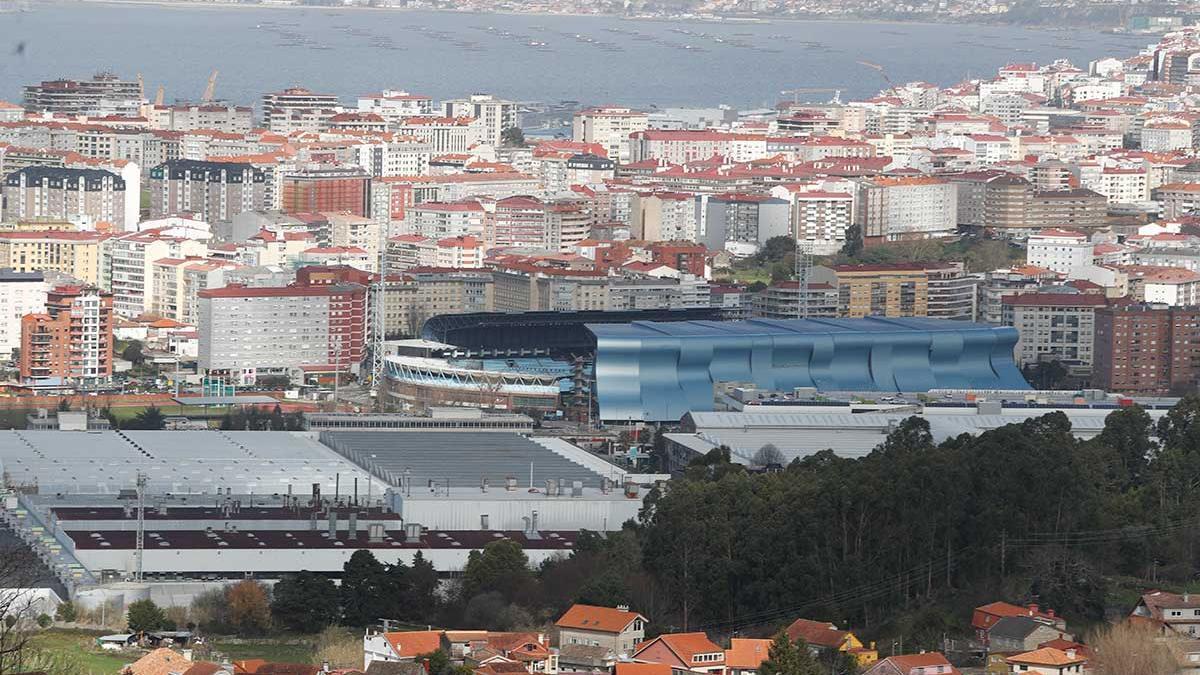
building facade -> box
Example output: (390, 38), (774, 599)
(3, 167), (127, 230)
(19, 285), (114, 383)
(148, 159), (268, 223)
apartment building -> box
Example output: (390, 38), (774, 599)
(148, 159), (268, 224)
(395, 116), (488, 154)
(23, 73), (142, 116)
(280, 166), (372, 217)
(103, 230), (208, 318)
(197, 280), (367, 381)
(441, 94), (519, 147)
(486, 196), (593, 252)
(0, 231), (109, 284)
(573, 107), (649, 164)
(2, 166), (128, 230)
(144, 104), (254, 133)
(150, 257), (242, 325)
(357, 90), (435, 121)
(854, 176), (957, 244)
(1001, 292), (1108, 372)
(1094, 304), (1200, 395)
(1027, 229), (1095, 274)
(630, 192), (698, 242)
(700, 193), (791, 251)
(401, 201), (486, 239)
(261, 87), (342, 133)
(19, 285), (114, 383)
(0, 269), (47, 360)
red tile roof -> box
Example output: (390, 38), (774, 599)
(555, 604), (644, 633)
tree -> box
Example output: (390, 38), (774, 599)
(272, 571), (340, 633)
(226, 579), (272, 635)
(122, 341), (145, 365)
(56, 397), (71, 412)
(1022, 359), (1069, 390)
(1090, 621), (1179, 674)
(126, 599), (168, 633)
(500, 127), (526, 147)
(462, 539), (532, 602)
(407, 552), (439, 623)
(839, 224), (863, 258)
(0, 542), (46, 673)
(54, 602), (77, 623)
(341, 550), (392, 627)
(127, 405), (167, 430)
(759, 634), (823, 675)
(752, 444), (786, 467)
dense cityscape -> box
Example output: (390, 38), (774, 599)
(9, 3), (1200, 675)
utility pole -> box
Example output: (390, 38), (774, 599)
(134, 471), (147, 582)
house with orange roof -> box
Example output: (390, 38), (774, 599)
(363, 630), (445, 670)
(861, 651), (960, 675)
(724, 638), (773, 675)
(120, 647), (194, 675)
(972, 602), (1065, 646)
(1004, 646), (1087, 674)
(631, 632), (725, 674)
(784, 618), (877, 666)
(555, 604), (647, 657)
(613, 663), (671, 675)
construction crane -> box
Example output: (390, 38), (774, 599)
(857, 60), (895, 88)
(202, 69), (219, 102)
(134, 471), (147, 582)
(154, 86), (164, 107)
(780, 87), (842, 105)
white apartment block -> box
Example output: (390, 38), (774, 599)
(573, 107), (650, 164)
(1026, 229), (1095, 274)
(395, 117), (487, 154)
(103, 231), (208, 318)
(442, 94), (518, 148)
(401, 201), (486, 239)
(0, 270), (47, 360)
(855, 177), (957, 242)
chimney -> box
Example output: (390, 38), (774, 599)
(1047, 609), (1055, 619)
(1028, 603), (1039, 615)
(1065, 648), (1076, 660)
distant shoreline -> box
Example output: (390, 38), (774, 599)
(52, 0), (1125, 31)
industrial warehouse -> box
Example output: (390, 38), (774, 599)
(0, 428), (656, 609)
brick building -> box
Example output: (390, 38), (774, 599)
(280, 166), (372, 218)
(1093, 304), (1200, 395)
(19, 285), (114, 383)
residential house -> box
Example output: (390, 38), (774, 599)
(631, 633), (725, 674)
(972, 603), (1065, 647)
(1131, 590), (1200, 636)
(182, 664), (230, 675)
(1004, 647), (1087, 674)
(555, 604), (647, 670)
(121, 648), (194, 675)
(861, 652), (960, 675)
(451, 631), (558, 675)
(986, 617), (1072, 654)
(613, 664), (671, 675)
(785, 618), (878, 667)
(363, 630), (445, 669)
(724, 638), (773, 675)
(364, 664), (425, 675)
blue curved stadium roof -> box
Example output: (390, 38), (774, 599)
(588, 317), (1029, 421)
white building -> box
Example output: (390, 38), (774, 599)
(1143, 268), (1200, 306)
(573, 107), (650, 164)
(854, 176), (957, 243)
(103, 230), (208, 318)
(0, 270), (47, 360)
(441, 94), (518, 148)
(1026, 229), (1095, 274)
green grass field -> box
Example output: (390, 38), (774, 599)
(28, 629), (321, 672)
(28, 629), (132, 674)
